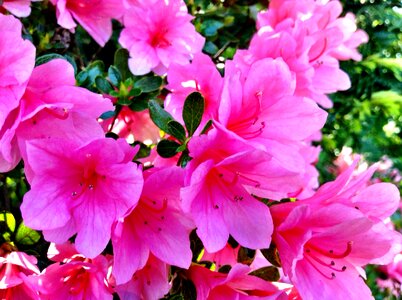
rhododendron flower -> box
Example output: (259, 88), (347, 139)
(220, 57), (327, 174)
(0, 250), (40, 299)
(0, 14), (35, 140)
(181, 126), (303, 253)
(21, 137), (143, 258)
(0, 0), (37, 17)
(115, 255), (170, 300)
(257, 0), (369, 62)
(112, 167), (193, 284)
(270, 161), (401, 299)
(200, 243), (240, 269)
(119, 0), (204, 75)
(50, 0), (123, 46)
(35, 243), (113, 299)
(101, 107), (160, 145)
(165, 53), (223, 128)
(0, 59), (113, 174)
(189, 264), (286, 299)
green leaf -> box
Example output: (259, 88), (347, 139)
(117, 96), (132, 106)
(99, 110), (116, 120)
(183, 92), (205, 136)
(167, 121), (186, 142)
(249, 266), (280, 282)
(35, 53), (65, 66)
(134, 76), (163, 93)
(95, 76), (112, 94)
(76, 71), (88, 86)
(200, 119), (213, 135)
(237, 247), (256, 266)
(86, 60), (105, 83)
(15, 222), (41, 245)
(0, 211), (16, 233)
(260, 244), (282, 268)
(128, 88), (142, 97)
(108, 66), (122, 86)
(148, 99), (174, 132)
(157, 139), (181, 158)
(114, 48), (131, 80)
(178, 150), (192, 168)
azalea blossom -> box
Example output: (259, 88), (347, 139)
(270, 161), (401, 299)
(21, 137), (144, 258)
(181, 125), (303, 253)
(112, 167), (193, 284)
(119, 0), (204, 75)
(114, 255), (170, 300)
(189, 264), (286, 299)
(0, 0), (37, 17)
(0, 249), (40, 299)
(101, 106), (160, 145)
(0, 14), (35, 171)
(0, 59), (113, 174)
(35, 243), (113, 299)
(50, 0), (123, 46)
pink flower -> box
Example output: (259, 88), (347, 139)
(0, 59), (113, 174)
(181, 125), (303, 253)
(35, 243), (113, 299)
(101, 107), (160, 145)
(0, 250), (40, 299)
(119, 0), (204, 75)
(200, 243), (240, 269)
(189, 264), (286, 299)
(112, 167), (193, 284)
(114, 255), (170, 300)
(0, 0), (35, 17)
(0, 14), (35, 148)
(21, 137), (143, 258)
(50, 0), (124, 46)
(270, 161), (401, 299)
(251, 0), (368, 107)
(219, 57), (326, 196)
(165, 53), (223, 128)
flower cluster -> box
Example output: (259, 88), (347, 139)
(0, 1), (400, 299)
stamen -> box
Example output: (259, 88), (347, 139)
(305, 249), (348, 272)
(304, 255), (335, 280)
(234, 172), (261, 188)
(309, 241), (353, 259)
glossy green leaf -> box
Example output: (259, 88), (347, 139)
(182, 92), (205, 136)
(15, 222), (41, 245)
(157, 139), (181, 158)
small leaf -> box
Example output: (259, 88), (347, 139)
(167, 121), (186, 142)
(148, 100), (174, 132)
(99, 110), (116, 120)
(218, 265), (232, 274)
(76, 71), (88, 86)
(183, 92), (205, 136)
(105, 132), (119, 140)
(128, 88), (142, 97)
(200, 119), (213, 135)
(95, 76), (112, 94)
(117, 96), (132, 106)
(86, 60), (105, 83)
(108, 66), (122, 86)
(178, 150), (192, 168)
(114, 48), (131, 80)
(249, 266), (280, 282)
(35, 53), (65, 66)
(0, 211), (16, 233)
(133, 142), (151, 159)
(15, 222), (41, 245)
(157, 139), (181, 158)
(134, 76), (163, 93)
(260, 244), (282, 268)
(237, 247), (256, 265)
